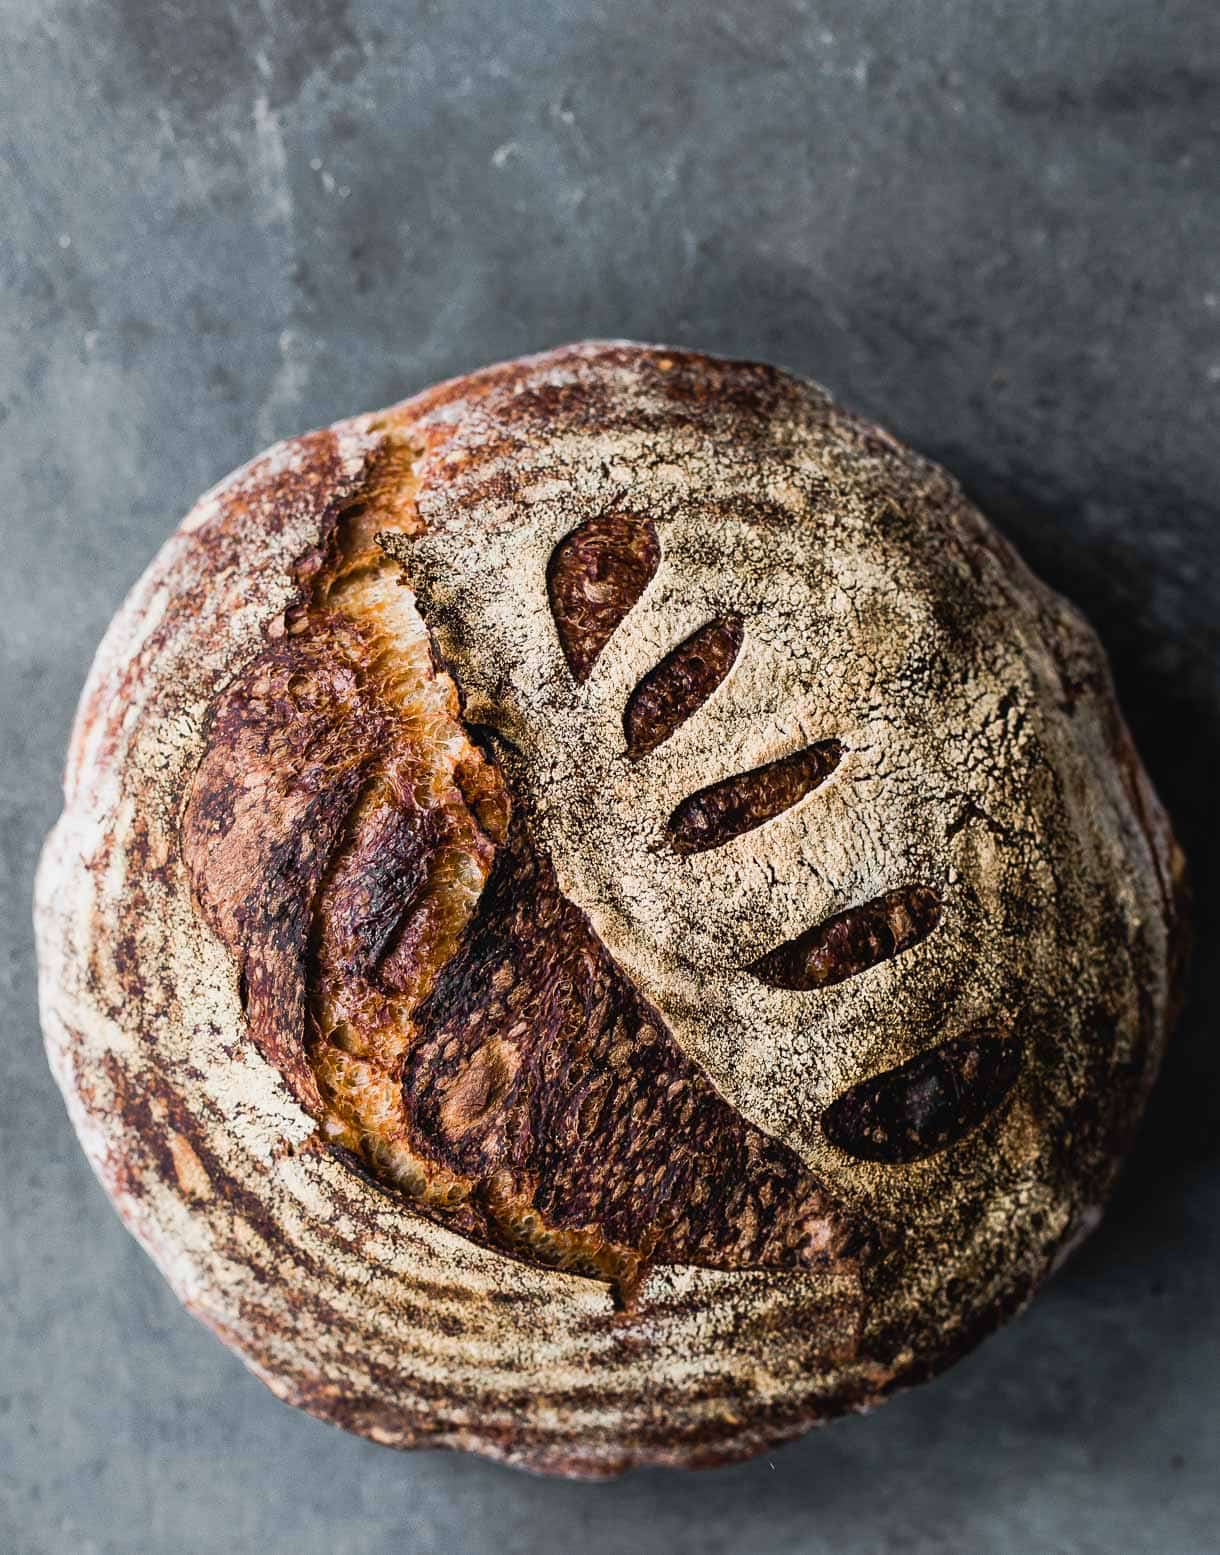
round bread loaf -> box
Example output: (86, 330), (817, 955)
(36, 342), (1187, 1475)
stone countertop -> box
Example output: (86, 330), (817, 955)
(2, 2), (1217, 1551)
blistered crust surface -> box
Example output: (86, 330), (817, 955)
(36, 343), (1185, 1475)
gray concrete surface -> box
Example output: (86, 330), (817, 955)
(3, 1), (1219, 1551)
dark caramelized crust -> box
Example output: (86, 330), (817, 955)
(182, 617), (388, 1114)
(405, 803), (865, 1292)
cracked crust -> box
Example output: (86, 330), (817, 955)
(36, 342), (1187, 1476)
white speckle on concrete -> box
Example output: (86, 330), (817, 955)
(252, 93), (292, 229)
(256, 328), (310, 447)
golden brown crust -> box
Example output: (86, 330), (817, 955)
(36, 342), (1187, 1475)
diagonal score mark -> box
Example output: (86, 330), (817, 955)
(747, 885), (942, 990)
(821, 1026), (1024, 1162)
(623, 613), (744, 759)
(666, 740), (844, 855)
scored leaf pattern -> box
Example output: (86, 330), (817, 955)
(545, 515), (1018, 1163)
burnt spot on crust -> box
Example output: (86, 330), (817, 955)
(546, 513), (660, 683)
(666, 740), (843, 855)
(748, 885), (942, 990)
(822, 1027), (1025, 1163)
(623, 615), (744, 759)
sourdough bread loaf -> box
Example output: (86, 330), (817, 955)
(36, 342), (1187, 1475)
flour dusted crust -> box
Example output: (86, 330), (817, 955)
(36, 343), (1187, 1476)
